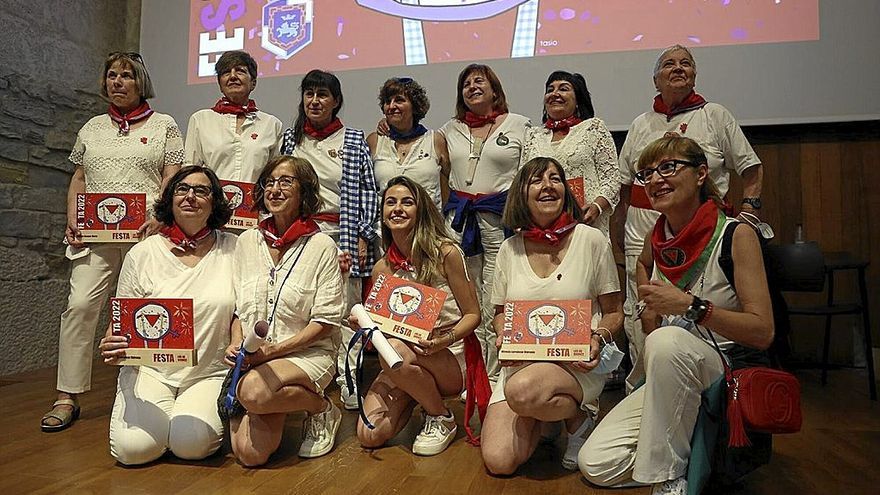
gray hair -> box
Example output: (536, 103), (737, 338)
(653, 44), (697, 77)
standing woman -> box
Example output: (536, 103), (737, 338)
(440, 64), (530, 384)
(480, 157), (623, 474)
(279, 69), (379, 408)
(100, 166), (235, 465)
(185, 50), (282, 183)
(522, 71), (619, 239)
(355, 176), (482, 456)
(229, 156), (345, 466)
(41, 52), (183, 432)
(368, 77), (448, 211)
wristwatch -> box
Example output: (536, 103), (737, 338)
(741, 197), (762, 210)
(684, 296), (710, 323)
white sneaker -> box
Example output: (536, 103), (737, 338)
(412, 411), (457, 456)
(298, 401), (342, 458)
(458, 389), (467, 403)
(652, 477), (688, 495)
(340, 384), (359, 411)
(561, 413), (595, 470)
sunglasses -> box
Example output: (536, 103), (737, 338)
(108, 51), (145, 66)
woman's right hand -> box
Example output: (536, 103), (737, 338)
(495, 333), (522, 368)
(65, 220), (84, 248)
(99, 334), (129, 365)
(223, 343), (241, 367)
(377, 118), (390, 136)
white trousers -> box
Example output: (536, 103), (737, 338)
(578, 326), (724, 486)
(623, 253), (647, 392)
(109, 367), (224, 465)
(445, 211), (505, 383)
(57, 244), (131, 393)
(336, 277), (363, 389)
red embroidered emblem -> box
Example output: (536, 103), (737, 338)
(661, 247), (687, 267)
(140, 137), (148, 144)
(679, 123), (688, 134)
(251, 133), (258, 140)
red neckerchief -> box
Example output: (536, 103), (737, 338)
(651, 201), (725, 289)
(304, 117), (343, 140)
(544, 115), (583, 136)
(211, 97), (257, 115)
(259, 216), (320, 248)
(463, 333), (491, 445)
(462, 110), (502, 128)
(652, 91), (708, 121)
(108, 101), (153, 135)
(386, 242), (415, 273)
(160, 223), (212, 252)
(520, 212), (578, 245)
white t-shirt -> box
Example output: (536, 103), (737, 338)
(289, 129), (346, 237)
(69, 112), (185, 207)
(522, 118), (620, 237)
(184, 109), (282, 183)
(618, 103), (760, 256)
(115, 232), (237, 388)
(372, 131), (442, 211)
(440, 113), (530, 194)
(491, 225), (620, 321)
(233, 229), (344, 354)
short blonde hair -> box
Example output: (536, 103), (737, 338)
(637, 136), (723, 206)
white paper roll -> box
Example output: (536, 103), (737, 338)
(351, 304), (403, 369)
(242, 320), (269, 354)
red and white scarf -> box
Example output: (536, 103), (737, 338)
(651, 201), (725, 289)
(462, 110), (502, 128)
(211, 97), (257, 115)
(259, 217), (320, 249)
(386, 242), (415, 273)
(108, 101), (153, 135)
(304, 117), (343, 140)
(160, 223), (213, 252)
(652, 91), (708, 121)
(520, 212), (579, 246)
(544, 115), (583, 136)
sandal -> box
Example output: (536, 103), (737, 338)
(41, 398), (80, 432)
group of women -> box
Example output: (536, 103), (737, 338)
(40, 44), (771, 495)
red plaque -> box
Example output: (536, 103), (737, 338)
(76, 193), (146, 242)
(363, 274), (446, 344)
(221, 180), (258, 230)
(110, 297), (196, 367)
(500, 299), (592, 361)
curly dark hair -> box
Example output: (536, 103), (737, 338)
(542, 70), (595, 122)
(252, 156), (324, 217)
(378, 77), (430, 125)
(153, 166), (232, 229)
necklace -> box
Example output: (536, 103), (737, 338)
(465, 121), (497, 185)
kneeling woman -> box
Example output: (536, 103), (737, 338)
(355, 176), (481, 456)
(578, 136), (773, 495)
(481, 157), (623, 474)
(100, 166), (235, 465)
(229, 156), (345, 466)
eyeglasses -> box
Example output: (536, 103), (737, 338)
(173, 183), (212, 198)
(108, 51), (145, 66)
(262, 175), (297, 190)
(392, 77), (413, 83)
(634, 159), (699, 184)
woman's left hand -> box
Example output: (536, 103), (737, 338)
(99, 334), (130, 365)
(137, 217), (163, 240)
(639, 279), (692, 316)
(582, 204), (600, 225)
(416, 331), (454, 356)
(572, 334), (602, 372)
(338, 251), (353, 274)
(357, 238), (368, 270)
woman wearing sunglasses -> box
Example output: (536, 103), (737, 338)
(99, 166), (236, 465)
(579, 136), (773, 495)
(42, 52), (184, 432)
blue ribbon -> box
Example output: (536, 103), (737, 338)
(223, 341), (248, 413)
(389, 123), (428, 141)
(344, 326), (378, 430)
(443, 190), (510, 256)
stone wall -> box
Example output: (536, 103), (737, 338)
(0, 0), (140, 376)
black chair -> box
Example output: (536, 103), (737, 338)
(764, 242), (876, 400)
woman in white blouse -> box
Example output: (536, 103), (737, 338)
(368, 77), (448, 211)
(99, 166), (236, 465)
(42, 52), (183, 432)
(227, 156), (345, 466)
(185, 50), (282, 183)
(521, 71), (619, 239)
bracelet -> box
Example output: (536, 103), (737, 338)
(592, 327), (612, 343)
(591, 201), (604, 216)
(697, 300), (714, 324)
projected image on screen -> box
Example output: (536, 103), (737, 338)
(189, 0), (818, 85)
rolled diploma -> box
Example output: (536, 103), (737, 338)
(242, 320), (269, 354)
(351, 304), (404, 369)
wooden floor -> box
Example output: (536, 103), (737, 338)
(2, 359), (878, 495)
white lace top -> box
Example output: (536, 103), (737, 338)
(69, 112), (185, 207)
(522, 118), (619, 238)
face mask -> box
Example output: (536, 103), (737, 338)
(593, 338), (625, 375)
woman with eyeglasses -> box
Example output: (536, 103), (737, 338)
(440, 64), (530, 385)
(612, 45), (763, 391)
(368, 77), (447, 212)
(42, 52), (184, 433)
(185, 50), (282, 183)
(279, 69), (379, 410)
(579, 136), (773, 495)
(521, 71), (618, 239)
(226, 156), (345, 466)
(481, 157), (623, 475)
(98, 166), (235, 465)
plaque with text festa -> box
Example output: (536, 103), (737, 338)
(499, 299), (592, 362)
(220, 180), (258, 230)
(76, 193), (146, 242)
(363, 273), (446, 344)
(110, 297), (196, 367)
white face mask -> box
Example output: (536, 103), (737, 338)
(593, 337), (625, 375)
